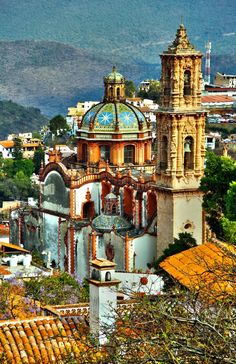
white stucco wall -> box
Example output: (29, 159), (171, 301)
(173, 193), (202, 245)
(115, 272), (164, 299)
(75, 225), (92, 278)
(133, 234), (157, 271)
(103, 232), (125, 271)
(43, 171), (70, 214)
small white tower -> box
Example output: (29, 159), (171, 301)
(88, 258), (120, 345)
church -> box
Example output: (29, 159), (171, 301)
(10, 25), (206, 278)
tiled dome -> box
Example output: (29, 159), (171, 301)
(81, 102), (148, 132)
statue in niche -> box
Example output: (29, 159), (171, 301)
(105, 240), (115, 261)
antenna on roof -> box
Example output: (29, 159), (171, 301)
(204, 41), (211, 85)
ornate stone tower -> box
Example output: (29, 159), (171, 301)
(156, 24), (206, 254)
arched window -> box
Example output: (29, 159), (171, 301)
(144, 143), (148, 162)
(117, 87), (120, 99)
(105, 271), (111, 281)
(112, 204), (117, 214)
(82, 144), (88, 162)
(82, 201), (95, 220)
(184, 136), (194, 170)
(109, 87), (113, 98)
(147, 191), (157, 223)
(184, 70), (191, 96)
(124, 145), (135, 164)
(124, 187), (133, 220)
(160, 136), (168, 170)
(100, 145), (110, 162)
(92, 269), (101, 281)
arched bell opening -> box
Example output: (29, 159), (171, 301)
(184, 136), (194, 171)
(184, 70), (191, 96)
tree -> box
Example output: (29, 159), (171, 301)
(220, 217), (236, 245)
(24, 272), (89, 306)
(138, 80), (161, 102)
(12, 137), (23, 160)
(225, 181), (236, 221)
(125, 80), (136, 97)
(0, 278), (39, 320)
(153, 232), (197, 271)
(49, 114), (68, 135)
(33, 146), (44, 174)
(200, 152), (236, 237)
(13, 158), (35, 177)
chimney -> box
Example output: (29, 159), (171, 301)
(87, 258), (120, 345)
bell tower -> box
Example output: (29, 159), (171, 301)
(156, 25), (206, 254)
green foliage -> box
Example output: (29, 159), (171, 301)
(49, 115), (68, 135)
(220, 217), (236, 244)
(225, 181), (236, 221)
(154, 232), (197, 269)
(24, 272), (88, 306)
(12, 138), (23, 160)
(32, 147), (44, 174)
(138, 80), (161, 102)
(0, 158), (38, 204)
(200, 152), (236, 235)
(125, 80), (136, 97)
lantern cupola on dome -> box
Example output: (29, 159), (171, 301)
(103, 66), (125, 102)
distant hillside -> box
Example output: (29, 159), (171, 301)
(0, 1), (235, 115)
(0, 40), (160, 116)
(0, 100), (48, 139)
(0, 0), (235, 62)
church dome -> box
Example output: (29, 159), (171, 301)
(81, 101), (148, 132)
(92, 214), (131, 232)
(104, 67), (125, 83)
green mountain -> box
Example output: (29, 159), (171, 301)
(0, 0), (235, 61)
(0, 0), (235, 115)
(0, 100), (48, 139)
(0, 40), (160, 116)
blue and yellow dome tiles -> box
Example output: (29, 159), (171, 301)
(82, 102), (147, 132)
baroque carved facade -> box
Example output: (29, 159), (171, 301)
(156, 24), (206, 254)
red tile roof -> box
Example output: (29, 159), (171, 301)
(0, 316), (86, 363)
(160, 241), (236, 299)
(201, 95), (235, 103)
(0, 140), (14, 148)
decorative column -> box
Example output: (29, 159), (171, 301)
(125, 232), (130, 271)
(91, 230), (97, 260)
(176, 119), (184, 175)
